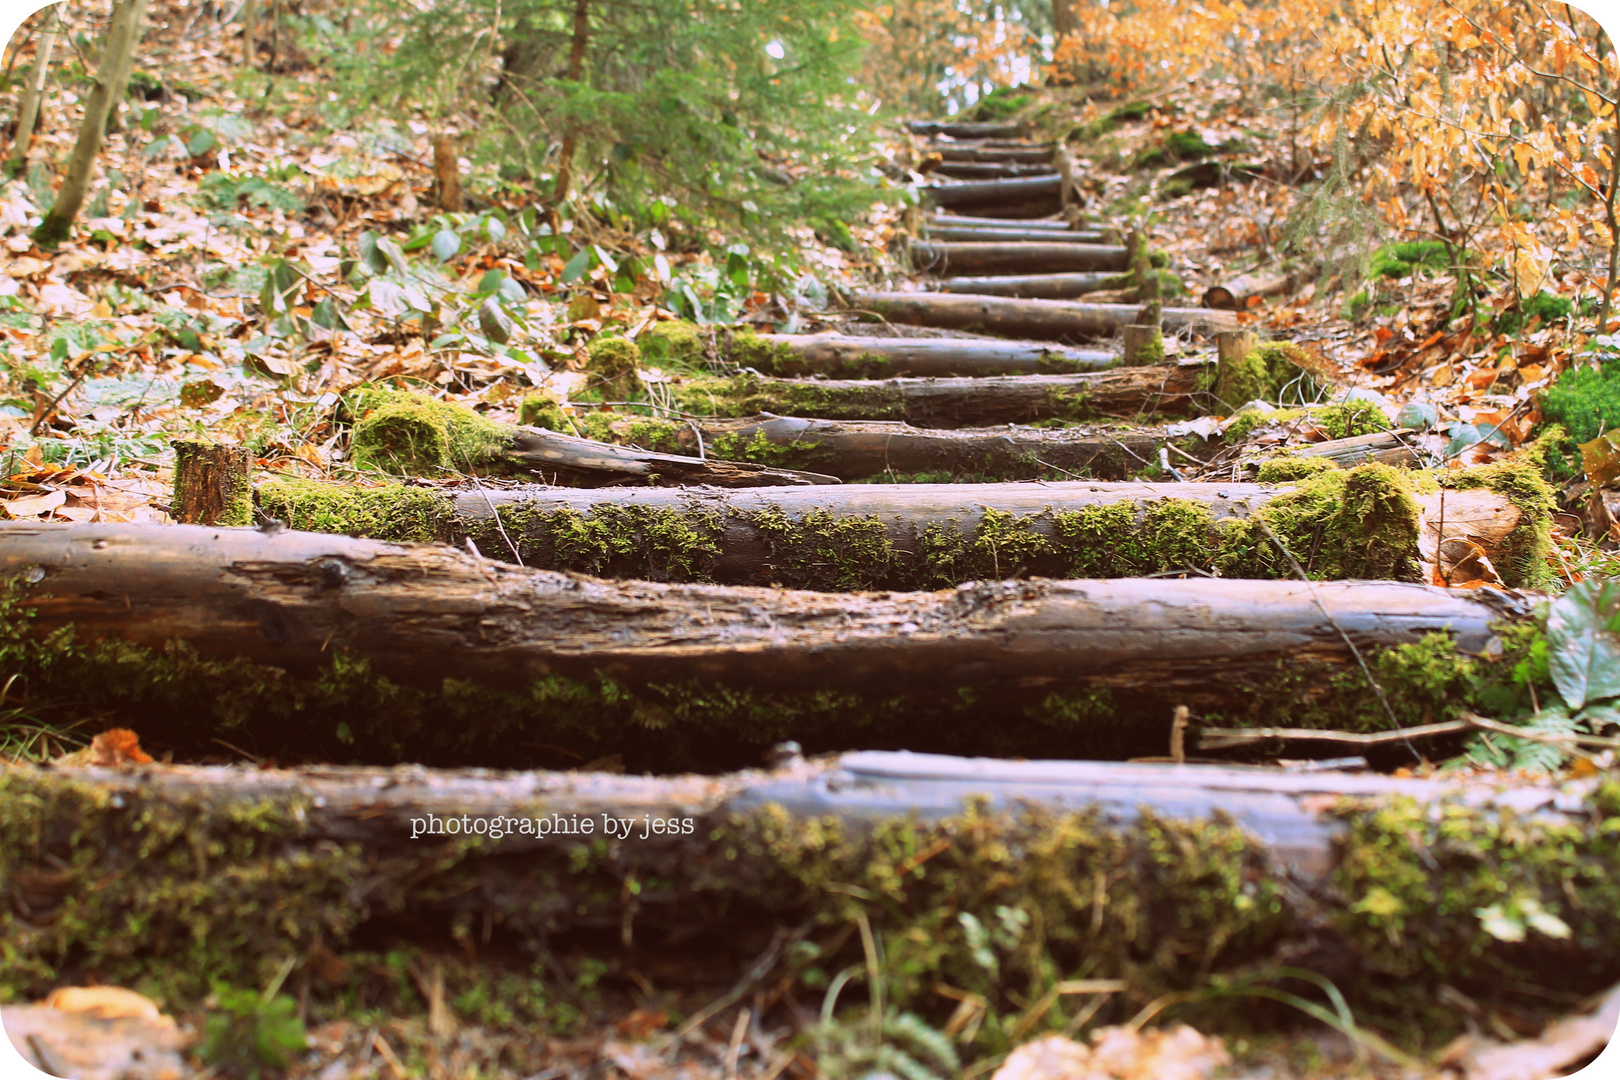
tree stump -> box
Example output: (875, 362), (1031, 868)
(171, 440), (252, 526)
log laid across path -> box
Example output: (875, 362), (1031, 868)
(929, 213), (1077, 229)
(733, 333), (1117, 377)
(929, 162), (1057, 180)
(908, 241), (1127, 275)
(668, 362), (1210, 425)
(920, 225), (1110, 245)
(936, 271), (1123, 299)
(856, 290), (1239, 340)
(922, 174), (1063, 215)
(0, 520), (1526, 768)
(923, 145), (1058, 164)
(906, 119), (1027, 138)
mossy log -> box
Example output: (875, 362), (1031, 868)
(1294, 429), (1423, 469)
(684, 415), (1205, 482)
(503, 425), (839, 487)
(7, 755), (1610, 1041)
(856, 290), (1239, 341)
(909, 241), (1129, 275)
(922, 174), (1062, 212)
(929, 162), (1059, 180)
(922, 225), (1108, 244)
(727, 333), (1116, 378)
(0, 519), (1532, 770)
(254, 462), (1547, 590)
(666, 363), (1210, 426)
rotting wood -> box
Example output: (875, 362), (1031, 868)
(171, 439), (252, 526)
(921, 225), (1109, 244)
(724, 333), (1117, 377)
(0, 520), (1528, 768)
(667, 363), (1210, 426)
(855, 290), (1238, 341)
(909, 240), (1129, 274)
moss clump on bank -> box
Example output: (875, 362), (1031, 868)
(640, 319), (707, 366)
(347, 387), (511, 476)
(721, 329), (801, 373)
(1256, 456), (1339, 483)
(257, 476), (457, 543)
(585, 337), (640, 394)
(1212, 342), (1321, 410)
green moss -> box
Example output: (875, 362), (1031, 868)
(475, 502), (726, 582)
(1255, 456), (1339, 483)
(747, 507), (898, 590)
(640, 320), (707, 367)
(1054, 499), (1219, 577)
(257, 476), (457, 542)
(670, 374), (908, 421)
(723, 329), (801, 374)
(1442, 457), (1559, 588)
(586, 337), (640, 384)
(1539, 363), (1620, 477)
(1370, 240), (1451, 279)
(347, 387), (511, 476)
(1211, 343), (1320, 410)
(519, 396), (570, 430)
(709, 429), (802, 467)
(1218, 463), (1421, 581)
(1314, 400), (1391, 439)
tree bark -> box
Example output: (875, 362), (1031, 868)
(906, 120), (1026, 139)
(33, 0), (148, 247)
(909, 242), (1128, 274)
(1293, 429), (1423, 469)
(240, 0), (258, 68)
(937, 272), (1119, 299)
(670, 363), (1210, 426)
(856, 290), (1238, 341)
(171, 439), (252, 526)
(922, 225), (1108, 244)
(737, 333), (1116, 377)
(4, 11), (57, 177)
(676, 414), (1209, 482)
(433, 133), (463, 212)
(551, 0), (591, 207)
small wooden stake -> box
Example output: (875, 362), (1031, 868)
(433, 134), (463, 213)
(171, 440), (252, 526)
(1122, 323), (1163, 366)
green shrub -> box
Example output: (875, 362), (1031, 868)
(1539, 363), (1620, 477)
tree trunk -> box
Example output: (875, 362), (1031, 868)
(921, 225), (1108, 244)
(240, 0), (258, 68)
(433, 133), (463, 212)
(551, 0), (591, 206)
(171, 440), (253, 526)
(4, 12), (57, 178)
(675, 414), (1211, 482)
(733, 333), (1116, 377)
(33, 0), (148, 247)
(906, 120), (1026, 138)
(856, 290), (1238, 341)
(909, 242), (1128, 274)
(669, 363), (1210, 426)
(937, 272), (1119, 300)
(923, 173), (1062, 212)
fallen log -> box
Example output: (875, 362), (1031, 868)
(856, 290), (1239, 341)
(665, 363), (1210, 426)
(928, 161), (1058, 180)
(338, 387), (838, 486)
(906, 119), (1026, 138)
(0, 520), (1536, 769)
(5, 751), (1607, 1035)
(1202, 270), (1300, 310)
(255, 461), (1548, 590)
(1295, 429), (1424, 469)
(909, 241), (1128, 275)
(937, 271), (1117, 299)
(716, 333), (1117, 378)
(923, 174), (1062, 212)
(921, 225), (1109, 244)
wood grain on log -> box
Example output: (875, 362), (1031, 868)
(505, 425), (839, 487)
(922, 145), (1057, 164)
(856, 290), (1238, 342)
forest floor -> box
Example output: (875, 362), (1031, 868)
(1, 1), (1619, 1079)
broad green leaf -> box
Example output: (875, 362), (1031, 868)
(478, 298), (513, 344)
(311, 297), (345, 331)
(499, 279), (527, 304)
(185, 128), (218, 157)
(474, 270), (505, 298)
(1545, 579), (1620, 708)
(358, 231), (388, 276)
(1396, 402), (1438, 430)
(376, 237), (409, 277)
(593, 245), (618, 274)
(401, 285), (432, 313)
(432, 229), (462, 262)
(485, 216), (507, 243)
(561, 249), (594, 283)
(368, 280), (407, 318)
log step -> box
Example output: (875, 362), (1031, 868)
(857, 290), (1238, 341)
(936, 272), (1126, 300)
(0, 520), (1529, 769)
(923, 173), (1062, 211)
(928, 162), (1058, 180)
(725, 333), (1117, 377)
(910, 242), (1129, 274)
(906, 119), (1027, 138)
(922, 144), (1058, 164)
(921, 225), (1111, 244)
(930, 213), (1078, 230)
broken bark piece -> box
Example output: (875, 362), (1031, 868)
(910, 241), (1130, 275)
(0, 519), (1532, 769)
(855, 291), (1238, 342)
(170, 438), (252, 526)
(719, 333), (1117, 378)
(666, 364), (1210, 426)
